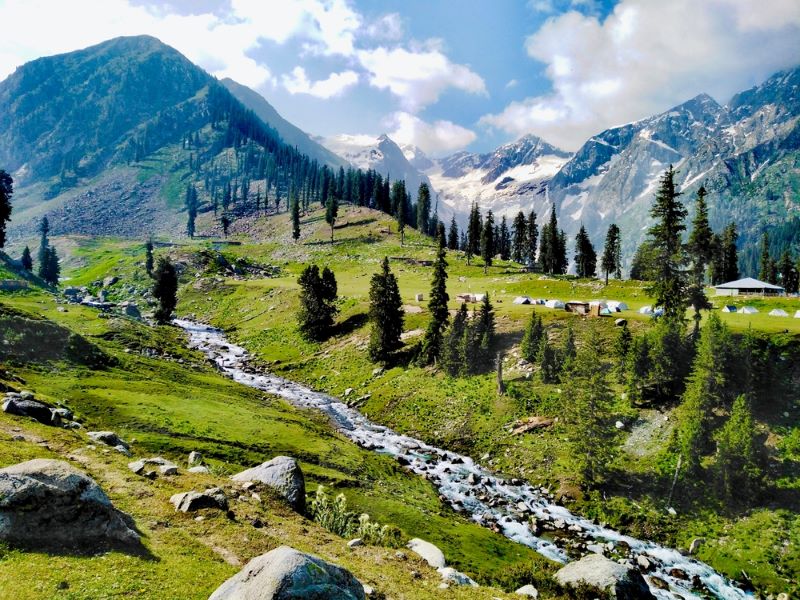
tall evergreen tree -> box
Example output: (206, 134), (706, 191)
(715, 394), (762, 501)
(466, 202), (481, 265)
(442, 303), (468, 376)
(511, 211), (527, 264)
(537, 336), (559, 383)
(687, 186), (713, 283)
(574, 225), (597, 278)
(465, 293), (495, 374)
(416, 183), (431, 234)
(447, 216), (459, 251)
(220, 213), (231, 238)
(40, 247), (61, 286)
(368, 257), (404, 363)
(325, 195), (339, 243)
(710, 223), (739, 284)
(0, 170), (12, 249)
(291, 194), (301, 241)
(185, 184), (198, 238)
(600, 223), (622, 285)
(646, 165), (688, 320)
(436, 221), (446, 249)
(297, 264), (339, 341)
(419, 246), (449, 365)
(561, 324), (577, 372)
(145, 238), (154, 276)
(520, 309), (544, 363)
(779, 250), (799, 293)
(758, 232), (778, 283)
(20, 246), (32, 271)
(152, 256), (178, 324)
(499, 216), (511, 261)
(613, 322), (632, 384)
(480, 210), (495, 273)
(526, 210), (538, 266)
(539, 206), (565, 274)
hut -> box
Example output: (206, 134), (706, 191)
(713, 277), (784, 296)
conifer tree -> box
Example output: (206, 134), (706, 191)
(715, 394), (762, 501)
(601, 223), (621, 285)
(574, 225), (597, 278)
(520, 310), (544, 362)
(511, 211), (527, 264)
(436, 221), (446, 249)
(480, 210), (495, 273)
(687, 186), (713, 283)
(185, 184), (198, 238)
(145, 238), (154, 276)
(297, 264), (338, 341)
(368, 257), (404, 363)
(448, 217), (459, 251)
(499, 216), (511, 260)
(646, 165), (688, 320)
(537, 336), (559, 383)
(442, 303), (468, 376)
(561, 324), (577, 372)
(416, 183), (431, 234)
(779, 250), (799, 293)
(614, 322), (632, 383)
(291, 194), (301, 241)
(419, 246), (449, 365)
(40, 247), (61, 286)
(20, 246), (32, 271)
(465, 293), (495, 374)
(526, 210), (538, 266)
(220, 213), (231, 238)
(325, 195), (338, 243)
(563, 326), (619, 488)
(0, 170), (12, 249)
(466, 203), (481, 265)
(152, 256), (178, 324)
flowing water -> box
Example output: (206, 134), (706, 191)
(176, 319), (750, 599)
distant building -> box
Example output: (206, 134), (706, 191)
(713, 277), (784, 296)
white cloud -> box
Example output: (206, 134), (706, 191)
(482, 0), (800, 150)
(282, 66), (359, 98)
(505, 79), (519, 89)
(363, 13), (404, 41)
(357, 45), (487, 112)
(385, 111), (476, 156)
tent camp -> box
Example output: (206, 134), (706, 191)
(795, 310), (800, 319)
(607, 301), (628, 311)
(741, 306), (758, 314)
(714, 277), (784, 296)
(639, 305), (653, 314)
(513, 296), (532, 305)
(544, 299), (565, 309)
(566, 301), (590, 315)
(589, 300), (607, 308)
(721, 305), (737, 313)
(769, 309), (788, 317)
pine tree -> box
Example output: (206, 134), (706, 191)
(563, 326), (619, 488)
(613, 322), (632, 383)
(540, 206), (565, 274)
(526, 210), (538, 266)
(419, 245), (449, 365)
(40, 247), (61, 286)
(629, 241), (657, 281)
(686, 188), (714, 329)
(185, 184), (198, 238)
(368, 258), (404, 363)
(715, 394), (762, 501)
(466, 203), (481, 265)
(499, 216), (511, 261)
(520, 310), (544, 362)
(511, 211), (527, 264)
(465, 293), (495, 374)
(480, 210), (495, 274)
(220, 213), (231, 238)
(20, 246), (32, 271)
(152, 256), (178, 324)
(291, 194), (301, 241)
(574, 225), (597, 278)
(537, 336), (559, 383)
(297, 265), (339, 341)
(442, 303), (468, 376)
(145, 238), (154, 276)
(646, 165), (688, 320)
(600, 223), (621, 285)
(561, 324), (577, 372)
(779, 250), (799, 293)
(447, 217), (459, 251)
(758, 231), (772, 282)
(436, 221), (446, 249)
(0, 170), (13, 249)
(416, 183), (431, 234)
(325, 195), (339, 243)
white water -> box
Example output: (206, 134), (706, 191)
(176, 319), (750, 599)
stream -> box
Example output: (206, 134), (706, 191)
(175, 319), (750, 600)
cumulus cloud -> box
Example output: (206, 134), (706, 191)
(282, 66), (359, 98)
(363, 12), (404, 41)
(385, 111), (477, 156)
(357, 45), (487, 112)
(482, 0), (800, 150)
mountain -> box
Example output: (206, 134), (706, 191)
(220, 77), (347, 169)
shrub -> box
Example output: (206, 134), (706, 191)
(308, 486), (404, 547)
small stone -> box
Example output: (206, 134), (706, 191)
(347, 538), (363, 548)
(615, 420), (625, 429)
(344, 388), (353, 397)
(160, 465), (178, 475)
(363, 584), (374, 596)
(688, 537), (705, 555)
(188, 451), (203, 466)
(514, 584), (539, 598)
(636, 555), (652, 571)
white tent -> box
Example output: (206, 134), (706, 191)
(544, 299), (565, 309)
(639, 305), (653, 314)
(741, 306), (758, 314)
(795, 310), (800, 319)
(589, 300), (607, 308)
(513, 296), (532, 305)
(769, 308), (788, 317)
(607, 300), (628, 311)
(721, 305), (737, 313)
(474, 293), (487, 303)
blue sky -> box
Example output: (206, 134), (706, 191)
(1, 0), (799, 155)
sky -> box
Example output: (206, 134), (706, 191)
(1, 0), (799, 156)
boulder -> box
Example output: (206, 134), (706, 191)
(437, 567), (478, 587)
(407, 538), (446, 569)
(209, 545), (365, 600)
(188, 465), (210, 474)
(170, 487), (228, 512)
(103, 276), (119, 288)
(0, 459), (139, 548)
(188, 451), (203, 466)
(515, 584), (539, 597)
(87, 431), (129, 451)
(128, 456), (178, 475)
(231, 457), (305, 512)
(555, 554), (654, 599)
(688, 537), (705, 555)
(2, 395), (54, 426)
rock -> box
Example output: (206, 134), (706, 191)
(188, 451), (203, 466)
(371, 367), (384, 377)
(188, 465), (210, 474)
(231, 456), (306, 512)
(362, 584), (374, 596)
(688, 537), (705, 555)
(344, 388), (353, 397)
(0, 459), (139, 548)
(437, 567), (478, 587)
(52, 407), (74, 421)
(128, 457), (178, 475)
(615, 319), (627, 327)
(615, 420), (625, 429)
(554, 554), (655, 599)
(407, 538), (446, 569)
(209, 545), (365, 600)
(159, 464), (178, 475)
(515, 584), (539, 597)
(2, 395), (54, 426)
(666, 507), (677, 516)
(636, 555), (652, 571)
(347, 538), (363, 548)
(103, 276), (119, 287)
(87, 431), (129, 451)
(122, 303), (142, 320)
(649, 576), (669, 590)
(669, 568), (688, 580)
(170, 488), (228, 512)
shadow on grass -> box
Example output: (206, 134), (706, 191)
(335, 217), (376, 229)
(332, 312), (368, 337)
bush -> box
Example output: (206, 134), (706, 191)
(308, 486), (404, 547)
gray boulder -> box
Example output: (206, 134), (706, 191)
(87, 431), (129, 451)
(231, 457), (305, 512)
(188, 451), (203, 466)
(121, 303), (142, 320)
(128, 457), (177, 475)
(407, 538), (446, 569)
(555, 554), (655, 599)
(0, 459), (139, 548)
(170, 487), (228, 512)
(2, 394), (54, 426)
(209, 545), (365, 600)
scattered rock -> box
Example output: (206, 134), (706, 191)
(209, 545), (365, 600)
(648, 576), (669, 590)
(636, 555), (652, 571)
(159, 464), (178, 475)
(188, 465), (210, 474)
(2, 394), (54, 426)
(554, 554), (655, 599)
(0, 459), (139, 549)
(437, 567), (478, 587)
(615, 420), (625, 430)
(128, 457), (178, 475)
(407, 538), (446, 569)
(188, 451), (203, 466)
(347, 538), (363, 548)
(514, 584), (539, 597)
(103, 276), (119, 288)
(688, 537), (705, 555)
(87, 431), (129, 451)
(371, 367), (384, 377)
(170, 488), (228, 512)
(231, 456), (306, 513)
